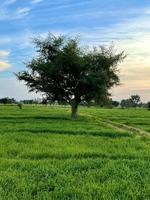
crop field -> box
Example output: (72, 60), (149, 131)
(0, 105), (150, 199)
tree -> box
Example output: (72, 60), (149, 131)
(120, 95), (141, 109)
(130, 95), (141, 107)
(147, 102), (150, 110)
(0, 97), (16, 104)
(17, 103), (23, 109)
(16, 34), (125, 119)
(112, 100), (120, 107)
(120, 99), (133, 108)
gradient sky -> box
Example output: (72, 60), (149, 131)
(0, 0), (150, 101)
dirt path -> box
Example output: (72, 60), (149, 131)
(102, 118), (150, 137)
(82, 113), (150, 137)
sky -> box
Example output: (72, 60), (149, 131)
(0, 0), (150, 101)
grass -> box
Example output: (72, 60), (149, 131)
(0, 105), (150, 199)
(83, 107), (150, 132)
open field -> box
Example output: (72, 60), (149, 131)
(0, 105), (150, 199)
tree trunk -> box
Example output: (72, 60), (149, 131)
(71, 104), (78, 119)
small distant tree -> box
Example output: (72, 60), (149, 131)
(120, 99), (133, 108)
(112, 100), (120, 107)
(17, 103), (23, 109)
(121, 95), (141, 109)
(16, 34), (125, 119)
(130, 95), (141, 107)
(21, 100), (33, 104)
(147, 102), (150, 110)
(21, 99), (40, 104)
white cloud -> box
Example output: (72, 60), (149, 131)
(3, 0), (16, 6)
(0, 61), (10, 71)
(0, 50), (10, 57)
(31, 0), (43, 4)
(0, 50), (10, 71)
(0, 36), (12, 44)
(17, 7), (31, 16)
(0, 6), (31, 21)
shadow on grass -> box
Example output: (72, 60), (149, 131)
(0, 116), (71, 121)
(16, 128), (132, 138)
(20, 152), (148, 161)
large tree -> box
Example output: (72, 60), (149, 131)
(16, 34), (125, 119)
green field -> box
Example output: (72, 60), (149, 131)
(0, 106), (150, 199)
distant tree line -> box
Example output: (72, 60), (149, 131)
(112, 95), (149, 109)
(0, 97), (16, 104)
(0, 95), (150, 110)
(120, 95), (141, 108)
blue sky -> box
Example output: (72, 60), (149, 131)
(1, 0), (150, 101)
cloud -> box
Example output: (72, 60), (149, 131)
(0, 50), (10, 57)
(17, 7), (31, 17)
(31, 0), (43, 4)
(0, 6), (31, 21)
(0, 61), (10, 71)
(3, 0), (16, 6)
(0, 50), (10, 71)
(0, 37), (12, 45)
(0, 2), (150, 101)
(72, 11), (150, 102)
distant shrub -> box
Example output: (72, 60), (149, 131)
(17, 103), (23, 109)
(147, 102), (150, 110)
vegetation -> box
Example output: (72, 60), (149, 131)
(148, 102), (150, 110)
(16, 34), (125, 119)
(0, 97), (16, 104)
(130, 95), (141, 107)
(121, 95), (141, 108)
(0, 105), (149, 199)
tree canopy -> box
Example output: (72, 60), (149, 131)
(130, 95), (141, 107)
(121, 95), (141, 109)
(0, 97), (16, 104)
(16, 34), (125, 118)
